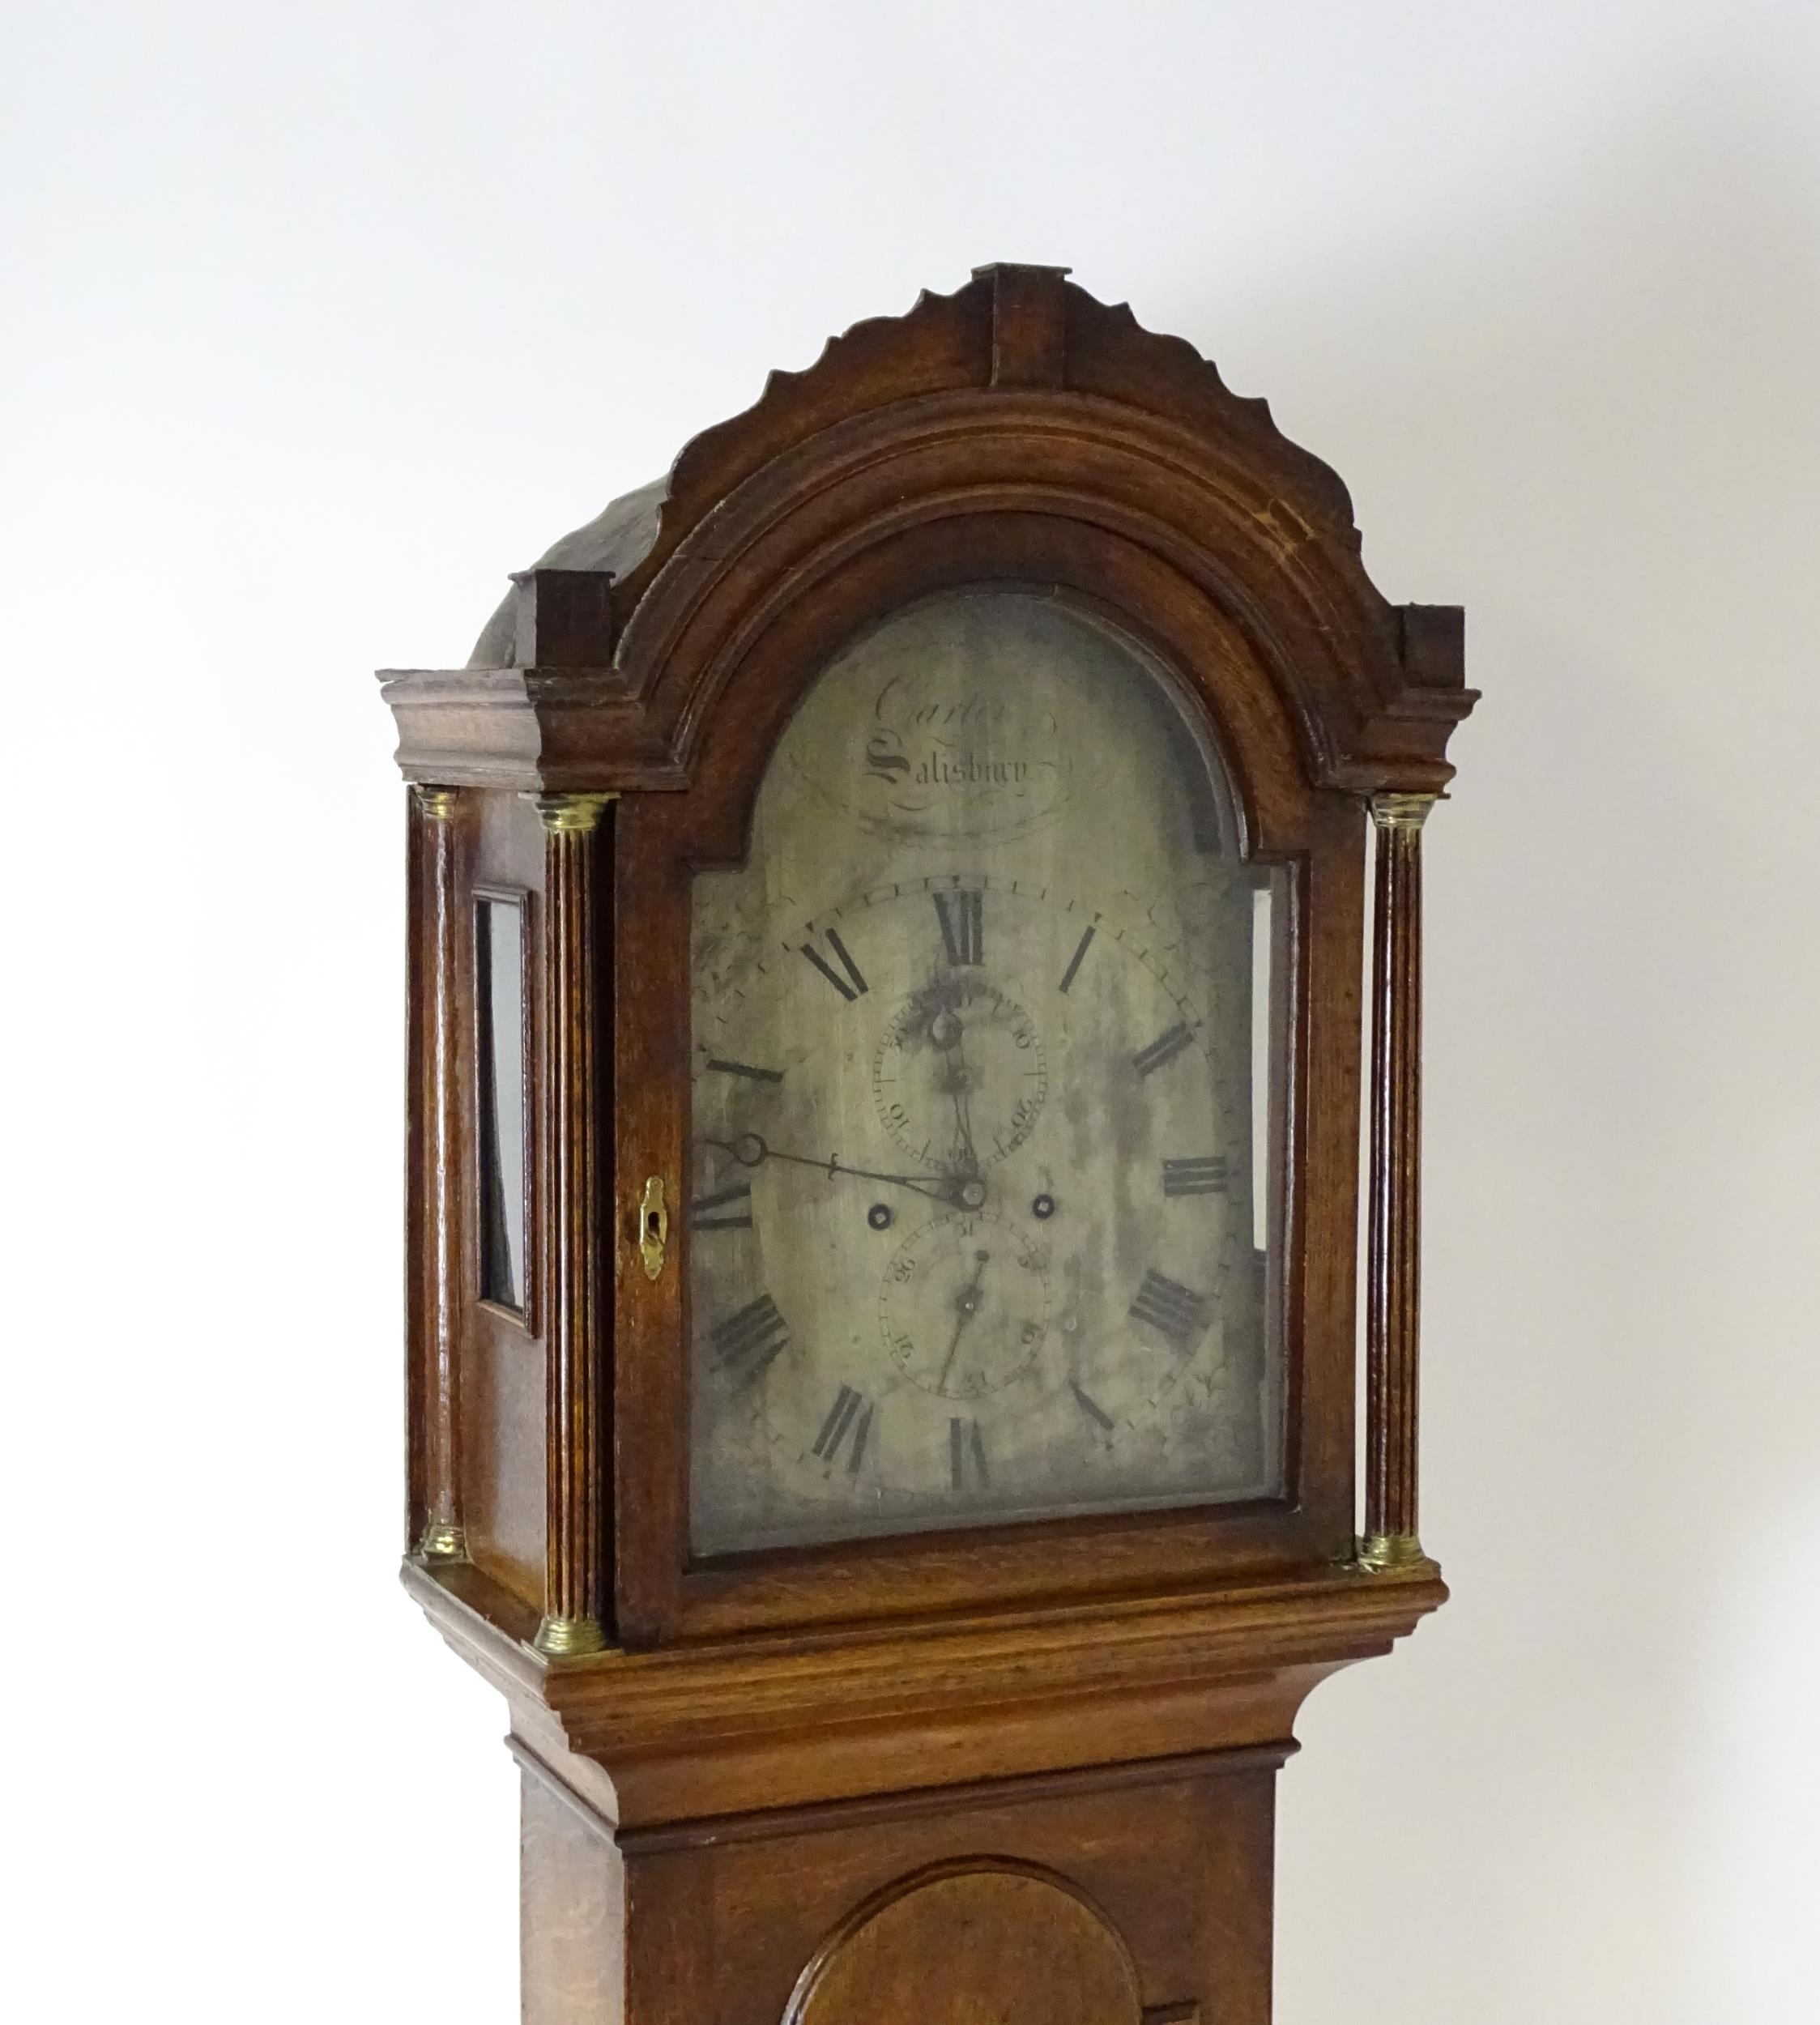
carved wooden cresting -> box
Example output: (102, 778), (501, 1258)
(379, 264), (1476, 2024)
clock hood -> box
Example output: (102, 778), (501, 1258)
(468, 474), (667, 668)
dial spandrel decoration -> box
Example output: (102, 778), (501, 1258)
(689, 590), (1283, 1554)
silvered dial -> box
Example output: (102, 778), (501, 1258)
(688, 590), (1277, 1554)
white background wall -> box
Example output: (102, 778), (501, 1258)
(6, 5), (1818, 2019)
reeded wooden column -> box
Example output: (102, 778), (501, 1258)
(532, 791), (615, 1656)
(413, 783), (467, 1563)
(1360, 791), (1439, 1574)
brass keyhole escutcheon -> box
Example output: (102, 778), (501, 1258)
(638, 1175), (668, 1281)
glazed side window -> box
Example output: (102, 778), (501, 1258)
(475, 897), (527, 1311)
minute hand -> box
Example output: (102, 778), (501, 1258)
(702, 1136), (958, 1204)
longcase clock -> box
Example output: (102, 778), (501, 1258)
(379, 264), (1476, 2025)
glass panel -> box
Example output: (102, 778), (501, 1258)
(476, 897), (527, 1311)
(1251, 882), (1274, 1255)
(688, 589), (1284, 1554)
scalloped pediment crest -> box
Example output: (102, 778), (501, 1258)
(383, 263), (1472, 797)
(474, 266), (1366, 663)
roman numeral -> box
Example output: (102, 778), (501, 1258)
(691, 1182), (752, 1230)
(799, 927), (868, 1001)
(810, 1384), (873, 1473)
(933, 889), (983, 966)
(704, 1057), (784, 1085)
(1128, 1268), (1209, 1347)
(1132, 1021), (1194, 1078)
(949, 1416), (989, 1490)
(1071, 1382), (1115, 1431)
(1058, 923), (1095, 994)
(1161, 1155), (1230, 1196)
(710, 1292), (789, 1375)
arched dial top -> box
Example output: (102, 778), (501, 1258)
(688, 590), (1284, 1555)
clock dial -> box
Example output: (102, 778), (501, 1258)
(688, 590), (1282, 1554)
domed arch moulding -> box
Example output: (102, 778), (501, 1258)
(783, 1857), (1147, 2025)
(379, 265), (1474, 801)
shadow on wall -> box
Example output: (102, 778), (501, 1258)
(1199, 66), (1820, 2025)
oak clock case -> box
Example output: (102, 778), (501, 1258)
(380, 265), (1475, 2025)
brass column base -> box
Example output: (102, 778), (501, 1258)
(417, 1521), (468, 1563)
(1356, 1533), (1439, 1578)
(534, 1613), (608, 1657)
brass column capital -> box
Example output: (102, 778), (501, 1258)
(1368, 790), (1439, 832)
(530, 791), (616, 835)
(412, 782), (461, 822)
